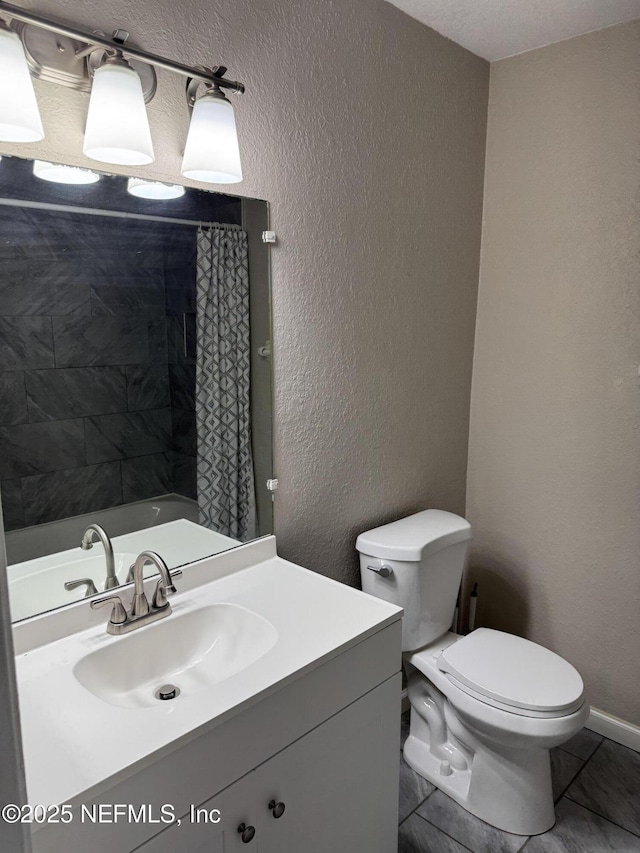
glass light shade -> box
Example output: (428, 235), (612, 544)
(0, 28), (44, 142)
(127, 177), (185, 199)
(34, 160), (100, 185)
(181, 91), (242, 184)
(83, 61), (154, 166)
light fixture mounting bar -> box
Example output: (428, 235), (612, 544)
(0, 0), (245, 93)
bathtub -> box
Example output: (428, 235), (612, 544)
(5, 495), (242, 622)
(5, 493), (200, 565)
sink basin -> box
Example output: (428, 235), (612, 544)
(73, 604), (278, 709)
(14, 540), (403, 812)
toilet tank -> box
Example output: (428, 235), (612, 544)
(356, 510), (472, 651)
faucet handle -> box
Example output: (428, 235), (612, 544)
(64, 577), (99, 597)
(90, 594), (127, 625)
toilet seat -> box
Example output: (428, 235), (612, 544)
(437, 628), (585, 718)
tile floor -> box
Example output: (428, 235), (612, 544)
(397, 712), (640, 852)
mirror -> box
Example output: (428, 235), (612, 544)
(0, 154), (272, 622)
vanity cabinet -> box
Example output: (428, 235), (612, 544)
(22, 549), (403, 853)
(136, 674), (400, 853)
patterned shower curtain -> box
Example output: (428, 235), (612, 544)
(195, 225), (256, 541)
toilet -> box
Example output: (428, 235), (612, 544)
(356, 509), (588, 836)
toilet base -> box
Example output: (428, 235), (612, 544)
(404, 729), (555, 835)
(404, 674), (558, 835)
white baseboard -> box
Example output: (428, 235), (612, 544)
(586, 707), (640, 753)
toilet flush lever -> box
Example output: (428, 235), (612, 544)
(367, 564), (393, 578)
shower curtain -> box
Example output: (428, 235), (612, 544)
(195, 225), (256, 541)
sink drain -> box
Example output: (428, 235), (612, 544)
(155, 684), (180, 701)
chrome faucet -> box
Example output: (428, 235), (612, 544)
(80, 524), (119, 590)
(90, 550), (181, 635)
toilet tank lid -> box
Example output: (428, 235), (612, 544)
(355, 510), (471, 561)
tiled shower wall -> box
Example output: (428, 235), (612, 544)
(0, 204), (235, 531)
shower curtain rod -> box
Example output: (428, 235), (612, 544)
(0, 197), (242, 230)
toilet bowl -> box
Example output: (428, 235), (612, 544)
(356, 510), (588, 835)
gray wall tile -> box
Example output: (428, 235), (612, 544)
(22, 462), (122, 526)
(121, 453), (173, 503)
(25, 367), (127, 421)
(0, 419), (85, 478)
(52, 316), (150, 367)
(0, 259), (91, 315)
(0, 479), (24, 531)
(165, 283), (196, 316)
(126, 364), (170, 411)
(0, 316), (54, 369)
(184, 314), (196, 361)
(0, 209), (63, 261)
(85, 408), (172, 464)
(0, 371), (28, 426)
(93, 259), (165, 286)
(90, 282), (165, 317)
(163, 230), (197, 272)
(0, 199), (228, 534)
(170, 451), (197, 500)
(146, 318), (168, 363)
(167, 315), (195, 365)
(169, 364), (195, 410)
(110, 231), (166, 263)
(166, 316), (181, 363)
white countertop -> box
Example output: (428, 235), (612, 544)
(14, 538), (402, 809)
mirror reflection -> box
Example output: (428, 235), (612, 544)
(0, 155), (272, 622)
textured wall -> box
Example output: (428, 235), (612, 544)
(0, 0), (489, 584)
(467, 22), (640, 721)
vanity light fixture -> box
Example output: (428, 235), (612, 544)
(33, 159), (100, 184)
(182, 76), (242, 184)
(83, 55), (154, 166)
(0, 2), (245, 181)
(127, 177), (185, 199)
(0, 20), (44, 142)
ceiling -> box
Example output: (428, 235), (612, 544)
(386, 0), (640, 60)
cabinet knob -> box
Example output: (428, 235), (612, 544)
(268, 799), (286, 818)
(237, 823), (256, 843)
